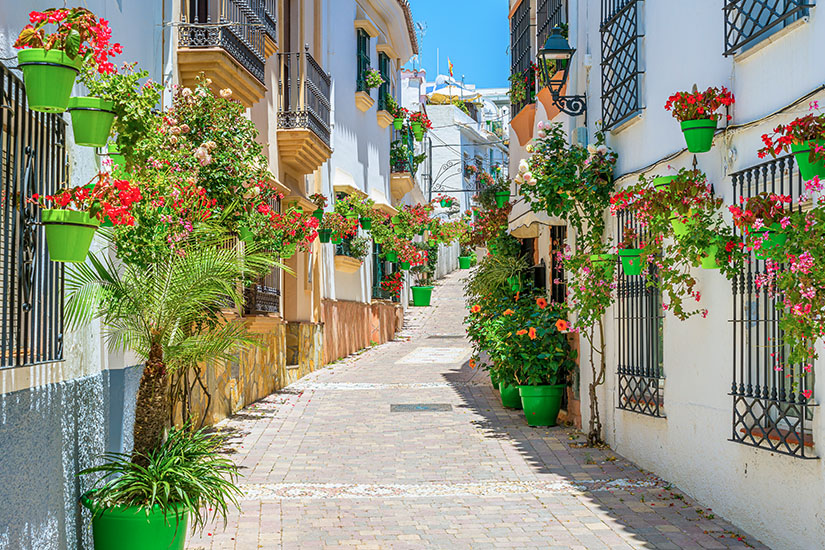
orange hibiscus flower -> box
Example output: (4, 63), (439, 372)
(470, 304), (481, 314)
(528, 327), (537, 340)
(536, 297), (547, 309)
(503, 309), (514, 316)
(516, 329), (528, 336)
(555, 319), (569, 332)
(469, 359), (476, 369)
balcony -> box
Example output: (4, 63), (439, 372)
(253, 0), (278, 56)
(390, 126), (417, 201)
(177, 0), (267, 107)
(277, 49), (332, 175)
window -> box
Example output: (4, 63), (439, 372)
(377, 53), (390, 111)
(724, 0), (813, 55)
(730, 155), (815, 458)
(1, 62), (66, 369)
(600, 0), (643, 130)
(509, 0), (531, 118)
(356, 29), (370, 92)
(371, 242), (397, 302)
(537, 0), (567, 50)
(615, 209), (665, 417)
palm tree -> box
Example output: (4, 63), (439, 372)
(66, 233), (275, 459)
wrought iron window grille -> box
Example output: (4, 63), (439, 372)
(356, 29), (371, 93)
(378, 53), (390, 112)
(509, 0), (532, 119)
(1, 62), (66, 369)
(600, 0), (644, 130)
(277, 48), (332, 146)
(616, 209), (665, 417)
(537, 0), (567, 51)
(724, 0), (814, 56)
(730, 154), (817, 458)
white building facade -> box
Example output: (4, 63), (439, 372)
(508, 1), (825, 549)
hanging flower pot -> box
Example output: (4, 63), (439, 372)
(331, 233), (343, 244)
(411, 121), (424, 141)
(652, 175), (675, 189)
(411, 285), (433, 306)
(791, 140), (825, 182)
(17, 49), (82, 113)
(393, 118), (404, 130)
(680, 119), (717, 153)
(498, 381), (522, 409)
(671, 211), (694, 237)
(701, 243), (720, 269)
(440, 199), (450, 208)
(494, 191), (510, 208)
(107, 143), (126, 172)
(753, 223), (787, 260)
(459, 256), (472, 269)
(312, 208), (324, 221)
(400, 261), (410, 270)
(618, 248), (644, 276)
(81, 493), (188, 550)
(344, 212), (357, 220)
(67, 97), (116, 147)
(384, 251), (398, 262)
(318, 228), (332, 243)
(41, 209), (100, 263)
(519, 384), (565, 427)
(359, 217), (372, 230)
(590, 254), (616, 279)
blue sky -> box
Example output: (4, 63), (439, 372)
(405, 1), (510, 89)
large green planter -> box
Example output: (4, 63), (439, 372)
(680, 118), (717, 153)
(618, 248), (644, 276)
(393, 118), (404, 130)
(791, 140), (825, 182)
(67, 97), (115, 147)
(360, 217), (372, 230)
(494, 191), (510, 208)
(590, 254), (616, 279)
(312, 208), (324, 221)
(17, 48), (81, 113)
(318, 228), (332, 243)
(81, 494), (188, 550)
(411, 285), (433, 306)
(753, 222), (787, 260)
(41, 209), (100, 263)
(384, 251), (398, 262)
(459, 256), (472, 269)
(498, 381), (523, 410)
(519, 384), (565, 427)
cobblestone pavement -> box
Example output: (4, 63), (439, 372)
(187, 270), (768, 550)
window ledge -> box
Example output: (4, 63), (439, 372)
(377, 109), (394, 129)
(355, 91), (375, 112)
(608, 109), (645, 135)
(334, 255), (363, 273)
(740, 426), (814, 448)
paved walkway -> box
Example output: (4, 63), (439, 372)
(188, 271), (767, 550)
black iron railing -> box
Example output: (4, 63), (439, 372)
(179, 0), (266, 84)
(259, 0), (277, 43)
(724, 0), (813, 55)
(600, 0), (643, 130)
(277, 49), (332, 146)
(243, 197), (281, 315)
(510, 0), (532, 118)
(1, 62), (66, 369)
(537, 0), (567, 50)
(730, 154), (816, 458)
(378, 53), (390, 112)
(391, 125), (415, 174)
(616, 209), (665, 417)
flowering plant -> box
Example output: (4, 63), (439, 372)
(309, 193), (328, 209)
(364, 68), (385, 90)
(334, 194), (375, 219)
(15, 8), (121, 73)
(508, 62), (537, 105)
(664, 86), (734, 122)
(31, 172), (141, 226)
(758, 106), (825, 166)
(434, 194), (457, 208)
(729, 192), (790, 233)
(320, 212), (358, 237)
(409, 111), (433, 130)
(380, 272), (404, 300)
(385, 95), (407, 120)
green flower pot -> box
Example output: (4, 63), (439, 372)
(498, 381), (523, 410)
(494, 191), (510, 208)
(384, 251), (398, 262)
(459, 256), (472, 269)
(391, 215), (401, 224)
(791, 140), (825, 182)
(313, 208), (324, 221)
(318, 228), (332, 243)
(17, 48), (81, 113)
(618, 248), (644, 276)
(411, 285), (433, 307)
(590, 254), (616, 279)
(67, 96), (115, 147)
(81, 493), (188, 550)
(680, 118), (717, 153)
(671, 211), (694, 237)
(701, 243), (720, 269)
(519, 384), (565, 427)
(360, 217), (372, 230)
(753, 223), (787, 261)
(400, 261), (411, 270)
(41, 209), (99, 263)
(393, 118), (403, 130)
(506, 275), (521, 292)
(440, 199), (450, 207)
(652, 175), (676, 189)
(411, 121), (424, 141)
(331, 233), (343, 244)
(107, 143), (126, 172)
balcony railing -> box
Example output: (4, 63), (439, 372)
(537, 0), (567, 50)
(509, 0), (532, 119)
(723, 0), (813, 55)
(257, 0), (277, 43)
(391, 126), (416, 174)
(277, 49), (332, 146)
(179, 0), (266, 84)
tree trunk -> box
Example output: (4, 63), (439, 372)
(132, 342), (169, 462)
(586, 320), (607, 447)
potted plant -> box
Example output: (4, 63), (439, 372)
(320, 212), (357, 244)
(617, 228), (645, 276)
(410, 250), (434, 306)
(309, 193), (327, 221)
(14, 8), (120, 113)
(29, 172), (141, 262)
(364, 68), (385, 91)
(758, 107), (825, 182)
(380, 271), (404, 301)
(386, 95), (407, 130)
(409, 111), (432, 142)
(459, 243), (473, 270)
(664, 85), (735, 153)
(729, 192), (791, 260)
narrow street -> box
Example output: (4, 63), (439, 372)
(187, 271), (766, 550)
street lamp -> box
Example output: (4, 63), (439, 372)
(537, 26), (586, 117)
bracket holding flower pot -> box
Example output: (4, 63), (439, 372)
(19, 146), (38, 311)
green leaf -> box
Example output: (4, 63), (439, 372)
(65, 28), (81, 59)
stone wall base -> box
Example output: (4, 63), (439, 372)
(321, 299), (403, 364)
